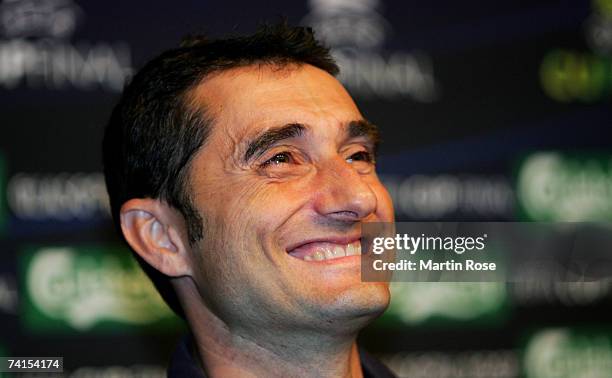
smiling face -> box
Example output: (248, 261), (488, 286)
(185, 63), (394, 337)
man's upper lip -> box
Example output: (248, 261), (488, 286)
(285, 235), (362, 253)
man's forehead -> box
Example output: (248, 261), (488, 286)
(188, 63), (361, 135)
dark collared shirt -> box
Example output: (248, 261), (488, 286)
(167, 335), (397, 378)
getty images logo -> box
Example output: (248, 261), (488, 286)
(302, 0), (439, 102)
(0, 0), (132, 91)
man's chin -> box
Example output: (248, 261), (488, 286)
(306, 282), (390, 334)
(339, 281), (391, 316)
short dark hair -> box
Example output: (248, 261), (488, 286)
(102, 22), (339, 318)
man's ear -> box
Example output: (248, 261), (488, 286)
(120, 198), (193, 277)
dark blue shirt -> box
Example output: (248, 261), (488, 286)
(167, 335), (397, 378)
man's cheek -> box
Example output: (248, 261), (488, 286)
(249, 179), (306, 205)
(212, 179), (267, 215)
(261, 186), (312, 220)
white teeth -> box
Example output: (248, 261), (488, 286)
(333, 246), (345, 258)
(298, 241), (361, 261)
(313, 251), (325, 261)
(324, 247), (334, 259)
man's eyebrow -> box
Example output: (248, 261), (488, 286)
(243, 123), (306, 162)
(347, 119), (380, 154)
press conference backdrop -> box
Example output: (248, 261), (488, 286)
(0, 0), (610, 377)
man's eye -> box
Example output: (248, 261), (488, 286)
(346, 151), (374, 164)
(262, 152), (293, 166)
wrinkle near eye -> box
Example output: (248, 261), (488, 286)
(217, 130), (252, 174)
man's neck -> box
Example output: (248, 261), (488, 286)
(177, 282), (364, 378)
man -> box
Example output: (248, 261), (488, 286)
(103, 23), (395, 378)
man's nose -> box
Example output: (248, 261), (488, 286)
(312, 157), (378, 222)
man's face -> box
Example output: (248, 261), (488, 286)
(185, 64), (394, 336)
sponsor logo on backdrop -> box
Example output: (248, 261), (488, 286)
(512, 280), (612, 307)
(540, 49), (612, 103)
(382, 282), (507, 326)
(21, 246), (179, 332)
(382, 349), (518, 378)
(540, 0), (612, 103)
(381, 174), (514, 220)
(586, 0), (612, 55)
(524, 328), (612, 378)
(0, 0), (132, 91)
(302, 0), (438, 101)
(516, 152), (612, 221)
(7, 172), (109, 220)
